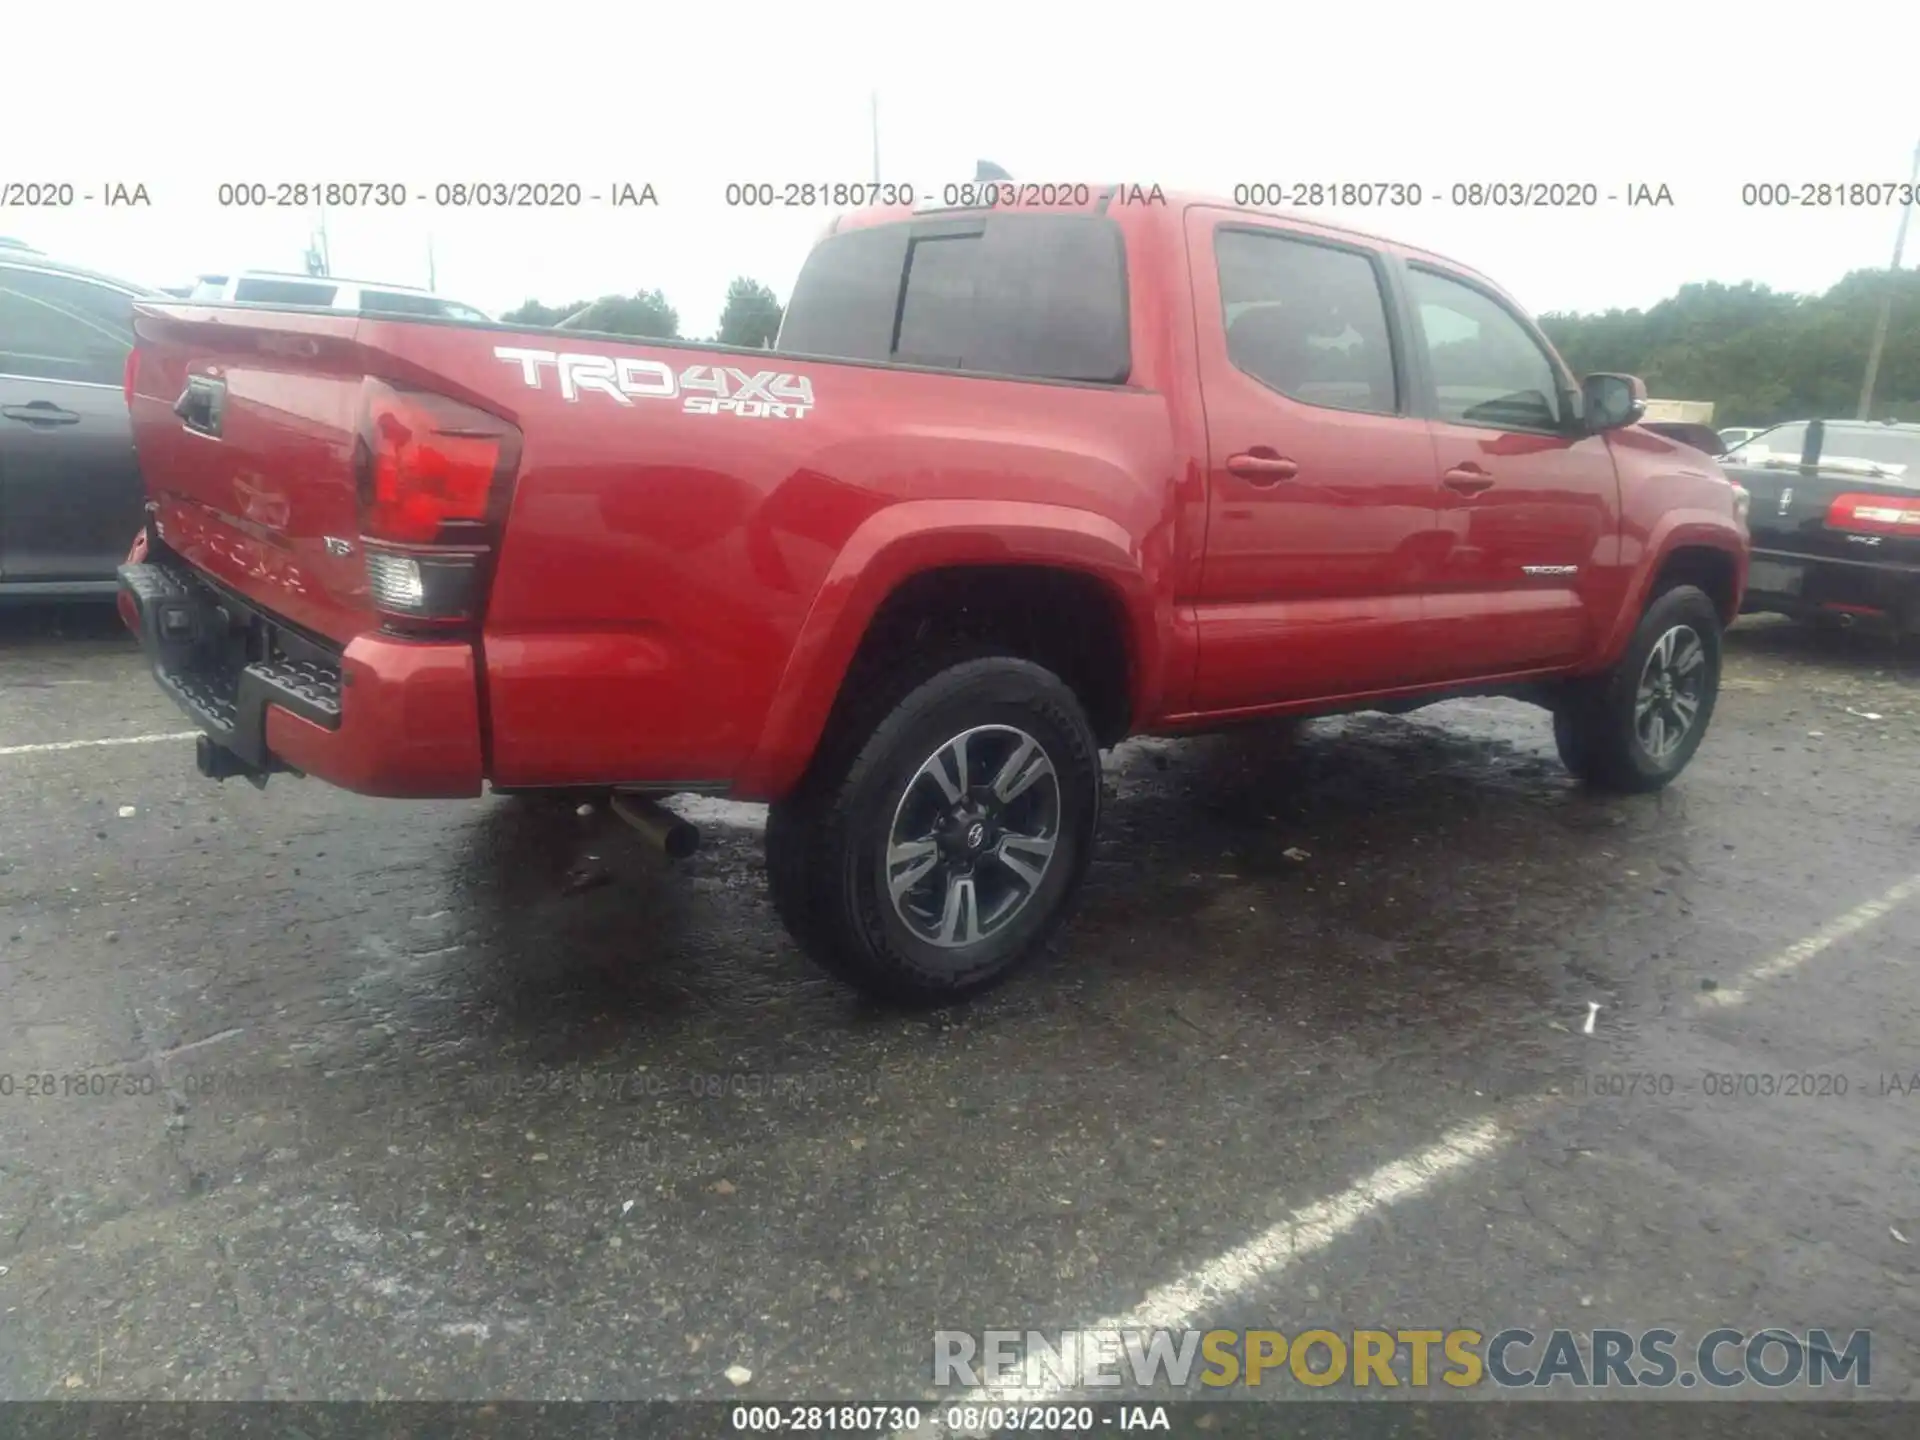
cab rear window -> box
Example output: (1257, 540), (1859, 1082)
(778, 212), (1129, 384)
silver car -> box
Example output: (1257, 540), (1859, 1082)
(187, 270), (491, 322)
(0, 247), (154, 597)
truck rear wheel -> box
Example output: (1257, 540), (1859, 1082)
(1553, 583), (1723, 793)
(766, 654), (1101, 1005)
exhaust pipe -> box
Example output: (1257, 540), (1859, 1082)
(610, 790), (700, 859)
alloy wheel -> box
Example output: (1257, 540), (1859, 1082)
(1635, 624), (1707, 762)
(883, 724), (1062, 949)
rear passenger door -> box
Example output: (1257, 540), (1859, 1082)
(1405, 263), (1622, 678)
(0, 265), (146, 584)
(1186, 210), (1446, 709)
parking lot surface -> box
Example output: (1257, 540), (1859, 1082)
(1, 606), (1917, 1426)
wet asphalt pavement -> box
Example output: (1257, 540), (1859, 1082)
(1, 605), (1917, 1429)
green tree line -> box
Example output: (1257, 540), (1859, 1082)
(501, 277), (783, 348)
(1537, 268), (1920, 427)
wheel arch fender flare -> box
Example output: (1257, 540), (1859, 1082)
(1597, 514), (1748, 667)
(734, 499), (1164, 800)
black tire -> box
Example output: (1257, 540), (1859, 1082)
(766, 654), (1101, 1005)
(1553, 584), (1723, 793)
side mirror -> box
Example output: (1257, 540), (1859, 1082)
(1582, 373), (1648, 432)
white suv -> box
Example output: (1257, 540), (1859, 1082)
(187, 271), (491, 322)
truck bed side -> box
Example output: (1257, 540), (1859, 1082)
(126, 306), (1182, 795)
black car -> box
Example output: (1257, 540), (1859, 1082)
(1730, 419), (1920, 633)
(0, 249), (156, 597)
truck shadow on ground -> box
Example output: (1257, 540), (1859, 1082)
(438, 708), (1687, 1101)
(443, 794), (767, 1035)
(88, 709), (1733, 1340)
(1068, 711), (1694, 1015)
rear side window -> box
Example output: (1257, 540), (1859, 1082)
(233, 278), (338, 306)
(0, 268), (134, 386)
(778, 213), (1129, 383)
(1215, 228), (1398, 414)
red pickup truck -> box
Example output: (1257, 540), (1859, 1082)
(118, 190), (1748, 1003)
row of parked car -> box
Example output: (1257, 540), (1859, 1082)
(0, 241), (487, 596)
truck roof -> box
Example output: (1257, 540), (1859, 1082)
(832, 185), (1506, 293)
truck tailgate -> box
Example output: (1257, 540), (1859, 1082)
(128, 305), (378, 644)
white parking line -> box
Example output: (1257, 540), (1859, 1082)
(1068, 1114), (1509, 1335)
(884, 869), (1912, 1432)
(899, 1111), (1515, 1426)
(0, 731), (198, 758)
(1698, 872), (1920, 1009)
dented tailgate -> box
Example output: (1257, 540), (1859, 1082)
(128, 305), (376, 645)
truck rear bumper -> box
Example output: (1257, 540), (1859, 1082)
(118, 557), (484, 798)
(1741, 546), (1920, 625)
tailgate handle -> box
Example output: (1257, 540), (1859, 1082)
(174, 375), (226, 437)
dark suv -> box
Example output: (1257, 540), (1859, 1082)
(0, 248), (155, 597)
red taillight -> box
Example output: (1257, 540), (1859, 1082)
(353, 379), (521, 631)
(123, 348), (140, 409)
(1825, 492), (1920, 536)
(356, 380), (514, 544)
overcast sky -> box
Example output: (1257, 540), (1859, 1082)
(15, 1), (1920, 336)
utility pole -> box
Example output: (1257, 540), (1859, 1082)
(1856, 137), (1920, 420)
(870, 90), (880, 183)
(316, 206), (332, 277)
(427, 232), (437, 292)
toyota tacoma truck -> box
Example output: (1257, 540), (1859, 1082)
(117, 189), (1749, 1003)
(1727, 418), (1920, 634)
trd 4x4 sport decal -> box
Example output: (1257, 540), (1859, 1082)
(494, 348), (815, 419)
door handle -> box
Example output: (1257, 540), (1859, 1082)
(2, 402), (81, 426)
(1227, 452), (1299, 484)
(1443, 465), (1495, 494)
